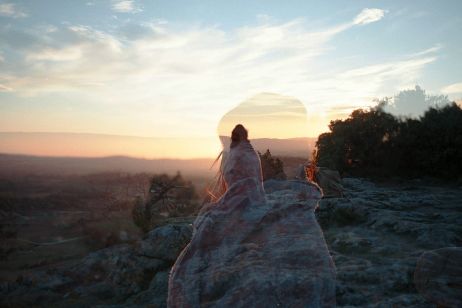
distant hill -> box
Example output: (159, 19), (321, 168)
(0, 132), (315, 177)
(219, 136), (316, 158)
(0, 153), (309, 179)
(0, 132), (221, 159)
(0, 132), (316, 159)
(0, 154), (216, 177)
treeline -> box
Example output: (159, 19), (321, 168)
(315, 99), (462, 179)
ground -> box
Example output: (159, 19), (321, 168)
(1, 172), (461, 307)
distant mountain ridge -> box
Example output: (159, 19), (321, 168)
(0, 132), (316, 159)
(219, 136), (315, 157)
(0, 154), (216, 177)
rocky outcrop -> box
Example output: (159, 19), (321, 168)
(414, 247), (462, 307)
(168, 179), (336, 308)
(2, 177), (461, 307)
(137, 224), (193, 262)
(317, 177), (462, 307)
(0, 224), (192, 308)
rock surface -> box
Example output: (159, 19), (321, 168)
(137, 224), (193, 262)
(0, 224), (192, 308)
(1, 177), (461, 307)
(414, 247), (462, 307)
(317, 177), (462, 307)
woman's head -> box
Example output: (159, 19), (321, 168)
(230, 124), (248, 148)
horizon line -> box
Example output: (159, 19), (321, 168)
(0, 131), (319, 139)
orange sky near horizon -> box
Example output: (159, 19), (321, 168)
(0, 133), (223, 159)
(1, 93), (341, 159)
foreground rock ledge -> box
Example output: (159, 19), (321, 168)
(414, 247), (462, 307)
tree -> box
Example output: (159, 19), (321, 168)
(315, 105), (399, 175)
(132, 172), (198, 232)
(395, 102), (462, 178)
(314, 87), (462, 179)
(258, 149), (287, 180)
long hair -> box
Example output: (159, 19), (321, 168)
(205, 124), (249, 203)
(230, 124), (248, 148)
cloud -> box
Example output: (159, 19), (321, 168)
(353, 8), (386, 25)
(26, 46), (83, 62)
(0, 84), (12, 92)
(0, 11), (437, 137)
(441, 82), (462, 94)
(111, 0), (141, 13)
(383, 85), (450, 118)
(0, 2), (27, 18)
(409, 44), (442, 57)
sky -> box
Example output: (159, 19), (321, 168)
(1, 0), (462, 158)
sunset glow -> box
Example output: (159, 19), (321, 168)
(1, 1), (461, 158)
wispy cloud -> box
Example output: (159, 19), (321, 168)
(0, 9), (438, 137)
(0, 2), (27, 18)
(111, 0), (141, 13)
(441, 82), (462, 94)
(0, 83), (12, 92)
(354, 8), (386, 25)
(408, 44), (442, 57)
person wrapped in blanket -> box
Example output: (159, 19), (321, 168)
(168, 124), (336, 308)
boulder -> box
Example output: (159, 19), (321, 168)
(0, 223), (193, 307)
(296, 165), (344, 197)
(69, 245), (167, 301)
(126, 270), (170, 307)
(414, 247), (462, 307)
(137, 224), (193, 263)
(314, 167), (344, 197)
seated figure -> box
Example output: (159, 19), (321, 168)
(168, 123), (336, 307)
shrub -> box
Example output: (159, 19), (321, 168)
(258, 149), (287, 181)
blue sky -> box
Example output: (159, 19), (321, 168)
(1, 0), (461, 139)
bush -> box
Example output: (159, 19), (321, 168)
(258, 149), (287, 181)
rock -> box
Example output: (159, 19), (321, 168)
(414, 247), (462, 307)
(0, 223), (192, 307)
(168, 179), (336, 307)
(119, 230), (128, 242)
(368, 294), (432, 307)
(314, 167), (344, 197)
(137, 224), (193, 263)
(0, 288), (63, 307)
(63, 240), (173, 302)
(317, 198), (368, 227)
(126, 270), (169, 307)
(3, 174), (461, 308)
(330, 232), (372, 253)
(296, 165), (344, 197)
(317, 177), (462, 307)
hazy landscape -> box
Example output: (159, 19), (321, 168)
(1, 1), (461, 307)
(1, 157), (461, 307)
(0, 151), (307, 280)
(2, 92), (461, 306)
